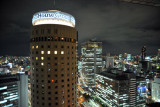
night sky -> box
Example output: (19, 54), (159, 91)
(0, 0), (160, 56)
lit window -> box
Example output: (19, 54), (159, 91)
(61, 51), (64, 54)
(36, 57), (38, 60)
(61, 37), (64, 41)
(41, 51), (44, 54)
(54, 51), (57, 54)
(36, 45), (38, 49)
(47, 51), (51, 54)
(41, 63), (44, 66)
(51, 80), (54, 83)
(32, 46), (34, 49)
(41, 57), (44, 60)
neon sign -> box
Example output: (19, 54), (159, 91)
(32, 10), (75, 27)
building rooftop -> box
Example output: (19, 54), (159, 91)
(97, 69), (135, 80)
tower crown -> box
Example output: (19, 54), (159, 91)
(32, 10), (75, 27)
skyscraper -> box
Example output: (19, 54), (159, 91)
(81, 40), (102, 88)
(30, 10), (78, 107)
(141, 46), (146, 61)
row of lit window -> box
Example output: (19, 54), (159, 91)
(32, 57), (75, 61)
(32, 72), (76, 78)
(32, 100), (75, 107)
(34, 57), (76, 61)
(32, 28), (56, 35)
(32, 62), (76, 66)
(32, 101), (75, 107)
(32, 67), (76, 72)
(31, 50), (64, 55)
(31, 51), (75, 56)
(32, 83), (75, 89)
(32, 45), (75, 49)
(32, 61), (76, 67)
(32, 79), (75, 85)
(30, 36), (76, 43)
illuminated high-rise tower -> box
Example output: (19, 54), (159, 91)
(81, 40), (102, 88)
(30, 10), (78, 107)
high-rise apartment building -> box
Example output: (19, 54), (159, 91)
(30, 10), (78, 107)
(81, 40), (102, 88)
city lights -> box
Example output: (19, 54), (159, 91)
(0, 1), (160, 107)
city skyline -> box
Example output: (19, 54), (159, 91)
(0, 0), (160, 56)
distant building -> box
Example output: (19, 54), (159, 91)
(95, 70), (137, 107)
(152, 77), (160, 102)
(106, 56), (114, 68)
(136, 76), (146, 106)
(158, 49), (160, 60)
(124, 53), (128, 59)
(127, 54), (131, 61)
(81, 40), (102, 88)
(119, 54), (123, 60)
(141, 46), (146, 61)
(0, 73), (28, 107)
(139, 61), (151, 77)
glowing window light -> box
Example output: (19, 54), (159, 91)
(54, 51), (57, 54)
(47, 51), (51, 54)
(36, 57), (38, 60)
(0, 86), (7, 91)
(32, 46), (34, 49)
(41, 62), (44, 66)
(41, 51), (44, 54)
(36, 45), (38, 49)
(51, 80), (54, 83)
(0, 100), (7, 104)
(41, 57), (44, 60)
(61, 37), (64, 41)
(61, 51), (64, 54)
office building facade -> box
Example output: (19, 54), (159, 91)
(30, 10), (78, 107)
(81, 41), (102, 88)
(0, 73), (28, 107)
(95, 71), (136, 107)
